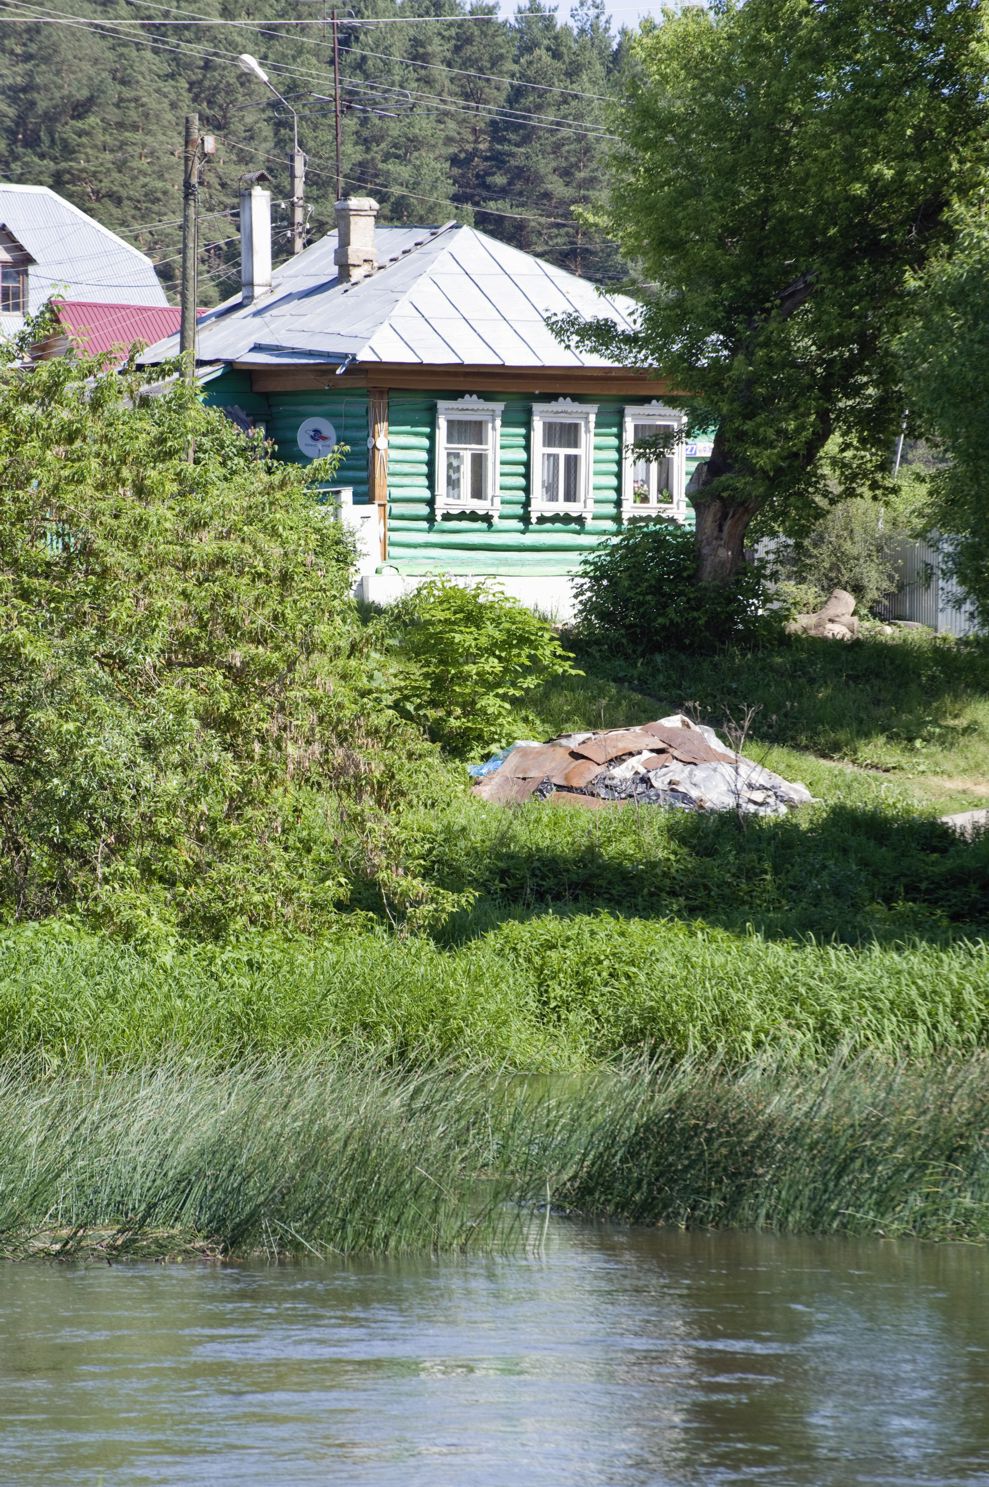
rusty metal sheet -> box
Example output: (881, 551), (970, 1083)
(472, 773), (541, 805)
(640, 752), (673, 771)
(642, 724), (733, 765)
(545, 790), (627, 811)
(570, 729), (661, 766)
(499, 743), (575, 780)
(559, 757), (604, 789)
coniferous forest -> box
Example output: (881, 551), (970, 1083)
(0, 0), (625, 302)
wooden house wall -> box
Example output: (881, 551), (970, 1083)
(207, 374), (704, 576)
(206, 372), (371, 503)
(387, 390), (700, 577)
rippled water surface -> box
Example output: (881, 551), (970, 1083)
(2, 1227), (988, 1486)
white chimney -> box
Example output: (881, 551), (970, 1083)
(334, 197), (379, 284)
(240, 173), (272, 303)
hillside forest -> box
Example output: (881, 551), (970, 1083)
(0, 0), (624, 302)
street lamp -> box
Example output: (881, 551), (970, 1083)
(238, 53), (306, 255)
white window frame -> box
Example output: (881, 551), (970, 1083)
(530, 399), (597, 518)
(621, 403), (688, 521)
(434, 396), (504, 516)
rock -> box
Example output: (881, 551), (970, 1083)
(788, 588), (860, 640)
(817, 588), (856, 623)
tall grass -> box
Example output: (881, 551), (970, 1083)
(1, 917), (988, 1068)
(2, 917), (988, 1068)
(2, 1053), (987, 1258)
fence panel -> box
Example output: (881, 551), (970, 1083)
(877, 535), (979, 637)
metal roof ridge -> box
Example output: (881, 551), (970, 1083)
(334, 219), (460, 295)
(347, 224), (468, 361)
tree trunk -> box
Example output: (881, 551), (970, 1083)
(692, 492), (761, 584)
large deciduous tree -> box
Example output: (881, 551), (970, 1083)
(896, 202), (989, 624)
(562, 0), (989, 583)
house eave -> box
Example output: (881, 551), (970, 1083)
(242, 361), (679, 398)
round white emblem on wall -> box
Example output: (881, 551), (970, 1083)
(297, 417), (337, 459)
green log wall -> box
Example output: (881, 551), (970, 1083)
(206, 374), (705, 577)
(205, 372), (370, 501)
(386, 390), (699, 577)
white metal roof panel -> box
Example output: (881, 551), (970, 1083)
(140, 220), (640, 372)
(0, 184), (167, 334)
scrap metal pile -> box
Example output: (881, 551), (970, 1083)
(470, 714), (814, 816)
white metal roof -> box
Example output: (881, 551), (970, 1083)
(139, 222), (639, 371)
(0, 183), (168, 333)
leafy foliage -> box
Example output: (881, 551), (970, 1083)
(559, 0), (989, 579)
(571, 520), (775, 655)
(770, 497), (901, 614)
(0, 336), (435, 935)
(897, 203), (989, 625)
(386, 577), (578, 756)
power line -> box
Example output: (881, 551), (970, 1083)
(221, 128), (614, 239)
(339, 41), (612, 102)
(331, 79), (615, 138)
(0, 1), (616, 141)
(121, 0), (615, 103)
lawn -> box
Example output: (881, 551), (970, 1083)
(529, 628), (989, 813)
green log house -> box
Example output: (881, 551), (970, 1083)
(142, 186), (707, 616)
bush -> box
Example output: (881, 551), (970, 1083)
(0, 338), (438, 936)
(571, 519), (775, 656)
(772, 497), (901, 613)
(386, 578), (578, 756)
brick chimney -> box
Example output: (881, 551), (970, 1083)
(334, 197), (379, 284)
(240, 172), (272, 303)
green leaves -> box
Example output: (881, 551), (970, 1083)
(385, 577), (579, 757)
(564, 0), (989, 562)
(0, 342), (429, 935)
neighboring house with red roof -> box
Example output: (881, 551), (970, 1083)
(0, 183), (167, 339)
(32, 300), (184, 364)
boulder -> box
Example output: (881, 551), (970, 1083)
(787, 588), (859, 640)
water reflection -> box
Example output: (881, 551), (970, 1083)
(1, 1227), (987, 1486)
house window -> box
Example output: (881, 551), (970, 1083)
(621, 404), (687, 520)
(0, 265), (26, 315)
(435, 397), (504, 515)
(530, 400), (597, 517)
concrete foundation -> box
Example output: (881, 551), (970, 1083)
(355, 567), (579, 622)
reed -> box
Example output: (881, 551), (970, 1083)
(2, 1053), (987, 1258)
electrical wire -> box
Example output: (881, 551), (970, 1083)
(0, 1), (616, 141)
(121, 0), (616, 104)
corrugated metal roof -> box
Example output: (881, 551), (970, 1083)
(139, 222), (639, 371)
(0, 184), (167, 334)
(54, 300), (183, 358)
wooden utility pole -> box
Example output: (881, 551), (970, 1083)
(290, 141), (306, 255)
(180, 112), (201, 379)
(332, 11), (343, 201)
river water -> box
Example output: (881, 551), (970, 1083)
(2, 1226), (988, 1486)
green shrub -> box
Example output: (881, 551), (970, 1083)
(771, 497), (900, 613)
(386, 578), (578, 756)
(572, 519), (776, 656)
(0, 337), (438, 936)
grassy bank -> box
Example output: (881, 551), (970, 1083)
(2, 917), (988, 1068)
(2, 1053), (987, 1258)
(535, 630), (989, 810)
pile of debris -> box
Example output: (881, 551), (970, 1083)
(470, 715), (814, 816)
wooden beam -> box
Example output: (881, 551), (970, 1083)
(247, 363), (680, 398)
(368, 387), (388, 562)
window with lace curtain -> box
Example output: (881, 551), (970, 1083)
(434, 397), (504, 515)
(529, 400), (597, 517)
